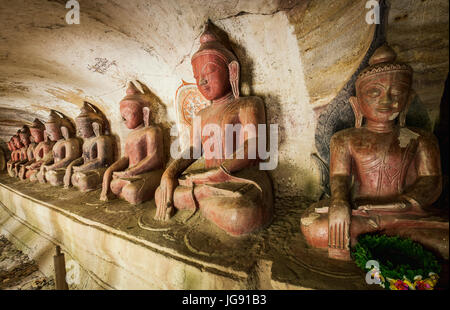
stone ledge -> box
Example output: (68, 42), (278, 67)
(0, 174), (371, 290)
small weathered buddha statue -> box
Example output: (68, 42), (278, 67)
(15, 125), (35, 180)
(301, 45), (448, 260)
(0, 144), (6, 171)
(63, 102), (115, 192)
(37, 110), (82, 186)
(18, 119), (46, 180)
(7, 134), (24, 177)
(99, 82), (164, 205)
(6, 138), (17, 176)
(26, 119), (56, 182)
(154, 24), (274, 236)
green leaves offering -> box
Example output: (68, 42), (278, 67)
(352, 234), (441, 288)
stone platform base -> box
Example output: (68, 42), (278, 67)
(0, 173), (371, 290)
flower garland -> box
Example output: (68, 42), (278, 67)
(352, 234), (441, 290)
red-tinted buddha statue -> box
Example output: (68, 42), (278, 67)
(154, 24), (274, 236)
(19, 119), (46, 180)
(37, 110), (82, 186)
(63, 102), (115, 192)
(301, 45), (448, 261)
(100, 82), (165, 205)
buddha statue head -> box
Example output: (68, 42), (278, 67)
(119, 82), (151, 130)
(18, 125), (31, 146)
(45, 110), (75, 141)
(191, 23), (240, 101)
(75, 102), (104, 138)
(12, 133), (23, 149)
(29, 118), (45, 144)
(8, 138), (16, 152)
(350, 44), (413, 128)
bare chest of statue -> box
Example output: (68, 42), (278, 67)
(35, 142), (52, 160)
(53, 140), (68, 162)
(125, 128), (150, 167)
(83, 138), (99, 161)
(350, 128), (418, 199)
(27, 143), (36, 160)
(199, 101), (242, 167)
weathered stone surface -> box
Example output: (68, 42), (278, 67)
(287, 0), (376, 109)
(387, 0), (449, 126)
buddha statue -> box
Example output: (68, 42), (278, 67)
(18, 119), (46, 180)
(15, 125), (36, 180)
(7, 134), (24, 177)
(154, 24), (274, 236)
(14, 126), (33, 177)
(0, 144), (6, 171)
(63, 102), (115, 192)
(37, 110), (82, 186)
(26, 119), (56, 182)
(301, 45), (448, 261)
(99, 82), (164, 205)
(6, 138), (16, 176)
(6, 140), (15, 162)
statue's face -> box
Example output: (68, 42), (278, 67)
(19, 133), (30, 146)
(120, 102), (143, 129)
(192, 54), (231, 101)
(19, 135), (27, 146)
(12, 136), (22, 148)
(30, 128), (44, 143)
(75, 119), (95, 138)
(356, 71), (411, 124)
(44, 123), (62, 141)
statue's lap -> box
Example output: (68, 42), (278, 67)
(110, 169), (164, 205)
(72, 167), (108, 192)
(169, 162), (273, 236)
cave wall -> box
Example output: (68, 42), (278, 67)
(0, 0), (448, 202)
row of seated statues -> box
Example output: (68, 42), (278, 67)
(3, 25), (449, 261)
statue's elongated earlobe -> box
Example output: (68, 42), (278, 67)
(143, 107), (150, 127)
(349, 97), (363, 128)
(61, 126), (69, 140)
(229, 60), (240, 99)
(92, 122), (102, 137)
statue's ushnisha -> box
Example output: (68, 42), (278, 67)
(154, 24), (274, 236)
(301, 45), (448, 260)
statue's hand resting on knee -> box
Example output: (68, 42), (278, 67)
(328, 200), (351, 261)
(155, 172), (177, 221)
